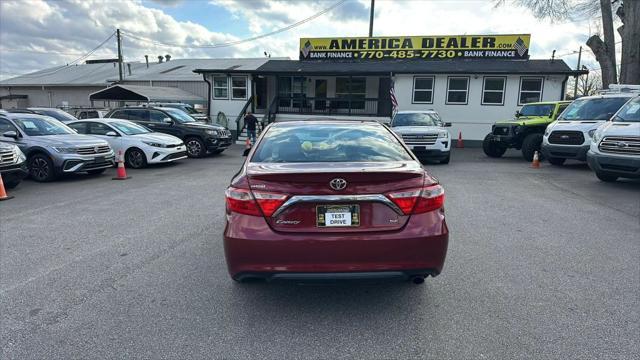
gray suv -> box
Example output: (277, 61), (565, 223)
(0, 113), (115, 182)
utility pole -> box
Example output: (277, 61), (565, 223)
(368, 0), (375, 37)
(116, 28), (123, 82)
(573, 46), (582, 99)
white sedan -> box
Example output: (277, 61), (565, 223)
(67, 118), (187, 168)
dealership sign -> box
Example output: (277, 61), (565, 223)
(299, 34), (531, 61)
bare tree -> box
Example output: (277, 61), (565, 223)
(567, 71), (603, 98)
(496, 0), (639, 87)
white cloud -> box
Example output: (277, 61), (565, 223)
(0, 0), (616, 80)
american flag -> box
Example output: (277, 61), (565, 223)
(390, 80), (399, 114)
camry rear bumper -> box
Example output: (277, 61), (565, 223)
(223, 211), (449, 280)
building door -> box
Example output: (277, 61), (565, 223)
(255, 77), (267, 110)
(377, 77), (392, 117)
(314, 79), (327, 111)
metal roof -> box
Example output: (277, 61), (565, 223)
(121, 58), (287, 82)
(89, 84), (203, 102)
(0, 62), (149, 86)
(195, 59), (585, 76)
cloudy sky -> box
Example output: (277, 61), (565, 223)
(0, 0), (620, 80)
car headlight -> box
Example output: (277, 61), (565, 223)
(53, 147), (77, 154)
(143, 141), (165, 148)
(588, 129), (597, 138)
(591, 129), (602, 143)
(544, 127), (551, 136)
(514, 125), (523, 134)
(438, 131), (449, 139)
(14, 148), (26, 162)
(204, 129), (217, 136)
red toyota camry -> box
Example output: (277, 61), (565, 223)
(224, 120), (448, 284)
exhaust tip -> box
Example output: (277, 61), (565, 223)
(411, 276), (425, 284)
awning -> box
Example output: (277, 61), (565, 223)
(89, 84), (203, 102)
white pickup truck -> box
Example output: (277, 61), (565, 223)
(541, 85), (639, 165)
(390, 110), (452, 164)
(587, 96), (640, 182)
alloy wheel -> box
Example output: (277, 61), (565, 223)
(128, 150), (145, 168)
(30, 157), (50, 181)
(187, 140), (202, 157)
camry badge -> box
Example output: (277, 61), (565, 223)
(329, 178), (347, 191)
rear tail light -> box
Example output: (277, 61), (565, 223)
(387, 184), (445, 215)
(225, 187), (288, 217)
(252, 191), (288, 217)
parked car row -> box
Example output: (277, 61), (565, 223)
(483, 85), (640, 183)
(0, 105), (232, 189)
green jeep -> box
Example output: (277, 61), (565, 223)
(483, 101), (572, 161)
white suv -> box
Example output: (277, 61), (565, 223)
(390, 110), (452, 164)
(541, 85), (639, 165)
(587, 96), (640, 182)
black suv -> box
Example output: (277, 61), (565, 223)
(105, 107), (231, 157)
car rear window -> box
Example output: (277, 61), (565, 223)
(251, 123), (413, 163)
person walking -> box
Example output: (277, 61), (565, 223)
(244, 111), (258, 144)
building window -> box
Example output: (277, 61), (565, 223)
(213, 75), (228, 99)
(231, 76), (247, 100)
(336, 77), (366, 110)
(278, 77), (306, 109)
(519, 77), (543, 104)
(482, 77), (506, 105)
(446, 77), (469, 104)
(412, 76), (434, 103)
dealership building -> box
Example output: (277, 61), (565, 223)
(195, 34), (585, 142)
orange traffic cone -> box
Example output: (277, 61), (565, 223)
(531, 151), (541, 168)
(245, 137), (251, 148)
(456, 131), (464, 148)
(112, 151), (131, 180)
(0, 173), (14, 201)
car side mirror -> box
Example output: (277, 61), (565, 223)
(515, 111), (521, 118)
(548, 111), (554, 118)
(444, 122), (452, 127)
(163, 117), (173, 124)
(2, 130), (18, 139)
(242, 148), (251, 157)
(105, 131), (118, 137)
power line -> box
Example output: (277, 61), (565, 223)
(121, 0), (348, 49)
(0, 48), (91, 56)
(14, 31), (117, 79)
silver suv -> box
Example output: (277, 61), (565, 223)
(0, 142), (28, 189)
(0, 113), (115, 182)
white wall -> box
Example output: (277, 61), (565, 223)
(207, 73), (254, 127)
(394, 74), (567, 141)
(0, 86), (107, 108)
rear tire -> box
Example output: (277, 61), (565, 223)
(482, 133), (507, 158)
(521, 133), (544, 162)
(595, 171), (618, 182)
(185, 137), (206, 158)
(125, 147), (147, 169)
(547, 157), (566, 166)
(28, 154), (56, 182)
(440, 154), (450, 164)
(3, 179), (21, 189)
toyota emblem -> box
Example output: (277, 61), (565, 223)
(616, 141), (628, 148)
(329, 178), (347, 191)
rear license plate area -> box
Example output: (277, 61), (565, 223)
(316, 204), (360, 227)
(413, 146), (426, 151)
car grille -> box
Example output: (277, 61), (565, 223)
(548, 131), (585, 145)
(77, 145), (111, 155)
(599, 136), (640, 155)
(401, 134), (438, 145)
(218, 129), (231, 137)
(493, 126), (510, 136)
(164, 151), (187, 160)
(165, 143), (183, 148)
(0, 149), (16, 166)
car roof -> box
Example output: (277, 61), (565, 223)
(28, 107), (65, 111)
(396, 110), (438, 114)
(1, 113), (53, 120)
(271, 120), (384, 128)
(522, 101), (572, 105)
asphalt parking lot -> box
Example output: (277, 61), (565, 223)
(1, 146), (638, 359)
